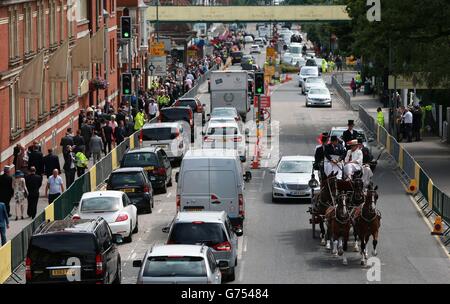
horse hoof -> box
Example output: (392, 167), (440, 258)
(353, 245), (359, 252)
(343, 259), (348, 265)
(372, 250), (378, 257)
(320, 239), (326, 246)
(361, 260), (366, 266)
(338, 249), (344, 256)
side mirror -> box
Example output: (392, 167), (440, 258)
(132, 260), (142, 268)
(218, 261), (229, 268)
(244, 171), (252, 182)
(269, 168), (276, 174)
(234, 228), (243, 237)
(162, 226), (170, 233)
(175, 172), (179, 183)
(112, 234), (123, 244)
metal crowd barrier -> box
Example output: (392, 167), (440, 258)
(358, 105), (450, 240)
(0, 67), (213, 284)
(331, 74), (351, 109)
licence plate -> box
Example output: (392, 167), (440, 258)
(157, 145), (168, 149)
(184, 206), (204, 211)
(144, 166), (154, 171)
(122, 188), (135, 193)
(50, 269), (69, 277)
(292, 191), (305, 196)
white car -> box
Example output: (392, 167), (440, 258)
(74, 191), (138, 243)
(282, 53), (294, 65)
(202, 120), (248, 162)
(291, 54), (306, 67)
(301, 76), (326, 95)
(271, 156), (319, 202)
(140, 122), (191, 162)
(306, 87), (332, 108)
(297, 66), (319, 87)
(244, 36), (254, 43)
(250, 44), (261, 54)
(254, 38), (264, 47)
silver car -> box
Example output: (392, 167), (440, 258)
(133, 244), (222, 284)
(163, 211), (240, 281)
(301, 76), (326, 95)
(271, 156), (320, 202)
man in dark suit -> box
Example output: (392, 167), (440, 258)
(25, 167), (43, 219)
(324, 135), (346, 179)
(60, 128), (74, 154)
(0, 166), (14, 217)
(80, 122), (93, 157)
(63, 146), (76, 188)
(0, 202), (9, 245)
(314, 133), (329, 181)
(28, 145), (44, 176)
(102, 120), (114, 155)
(43, 149), (61, 179)
(73, 129), (86, 154)
(114, 120), (127, 145)
(342, 120), (359, 150)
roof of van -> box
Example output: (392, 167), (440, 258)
(175, 211), (227, 224)
(184, 149), (239, 159)
(149, 244), (208, 257)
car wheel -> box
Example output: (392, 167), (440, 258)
(161, 183), (167, 194)
(113, 260), (121, 284)
(152, 197), (155, 209)
(167, 177), (173, 187)
(124, 224), (133, 243)
(133, 217), (139, 234)
(227, 267), (236, 282)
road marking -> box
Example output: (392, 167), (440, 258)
(237, 237), (244, 259)
(243, 236), (248, 252)
(131, 252), (137, 260)
(167, 192), (172, 198)
(158, 209), (162, 213)
(238, 261), (245, 282)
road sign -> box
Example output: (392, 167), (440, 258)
(254, 95), (271, 108)
(148, 56), (166, 76)
(150, 42), (165, 57)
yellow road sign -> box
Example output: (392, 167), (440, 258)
(150, 42), (165, 57)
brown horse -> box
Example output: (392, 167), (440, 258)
(313, 172), (338, 247)
(325, 191), (352, 265)
(353, 184), (381, 266)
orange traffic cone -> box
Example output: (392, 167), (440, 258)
(407, 179), (418, 194)
(431, 216), (444, 235)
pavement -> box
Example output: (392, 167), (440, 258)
(6, 25), (450, 284)
(333, 71), (450, 197)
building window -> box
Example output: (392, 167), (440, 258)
(40, 78), (46, 115)
(25, 98), (31, 124)
(67, 0), (74, 38)
(76, 0), (88, 22)
(49, 1), (55, 46)
(110, 0), (115, 15)
(60, 0), (65, 42)
(9, 7), (19, 60)
(50, 82), (56, 109)
(10, 83), (21, 133)
(110, 38), (115, 72)
(24, 5), (30, 54)
(68, 57), (74, 97)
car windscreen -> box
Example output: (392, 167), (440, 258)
(309, 88), (329, 95)
(278, 161), (313, 173)
(142, 128), (176, 141)
(290, 46), (301, 54)
(29, 234), (97, 264)
(80, 196), (121, 212)
(143, 256), (206, 277)
(307, 78), (323, 84)
(176, 100), (196, 111)
(207, 127), (238, 136)
(122, 152), (159, 167)
(301, 68), (318, 76)
(168, 223), (227, 246)
(211, 109), (236, 118)
(110, 172), (144, 188)
(160, 108), (190, 122)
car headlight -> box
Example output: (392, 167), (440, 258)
(273, 181), (284, 189)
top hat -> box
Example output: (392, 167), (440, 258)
(330, 135), (338, 141)
(348, 120), (354, 126)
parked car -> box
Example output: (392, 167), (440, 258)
(175, 149), (252, 232)
(158, 107), (194, 142)
(173, 97), (206, 124)
(140, 122), (191, 163)
(163, 211), (241, 281)
(271, 156), (319, 202)
(74, 191), (138, 243)
(250, 44), (261, 54)
(133, 244), (222, 284)
(306, 87), (332, 107)
(121, 147), (173, 193)
(202, 120), (248, 162)
(297, 66), (319, 88)
(254, 38), (264, 47)
(301, 76), (326, 95)
(106, 167), (154, 214)
(26, 218), (122, 284)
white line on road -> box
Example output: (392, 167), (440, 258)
(238, 261), (245, 282)
(158, 209), (162, 213)
(243, 236), (248, 252)
(167, 192), (172, 198)
(131, 252), (137, 260)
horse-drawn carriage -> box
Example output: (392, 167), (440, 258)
(307, 159), (381, 266)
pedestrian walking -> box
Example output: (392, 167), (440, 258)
(102, 119), (114, 154)
(25, 167), (42, 219)
(148, 99), (158, 120)
(350, 78), (357, 97)
(13, 170), (28, 221)
(75, 150), (88, 178)
(28, 144), (44, 176)
(46, 169), (64, 204)
(89, 131), (104, 164)
(63, 145), (76, 188)
(43, 149), (61, 179)
(134, 109), (145, 131)
(114, 121), (127, 145)
(60, 128), (74, 154)
(402, 107), (413, 142)
(0, 202), (9, 246)
(0, 166), (14, 217)
(73, 129), (86, 154)
(80, 122), (93, 157)
(412, 105), (422, 141)
(376, 107), (385, 128)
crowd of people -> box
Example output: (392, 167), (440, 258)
(397, 104), (423, 143)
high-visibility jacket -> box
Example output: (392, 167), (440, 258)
(75, 152), (89, 168)
(377, 111), (385, 127)
(355, 73), (362, 84)
(321, 60), (328, 72)
(134, 112), (145, 131)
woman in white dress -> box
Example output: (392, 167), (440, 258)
(13, 170), (28, 220)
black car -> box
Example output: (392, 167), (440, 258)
(173, 97), (206, 125)
(26, 218), (122, 284)
(106, 167), (154, 214)
(231, 51), (243, 65)
(159, 107), (194, 142)
(120, 147), (172, 193)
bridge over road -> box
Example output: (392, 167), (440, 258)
(145, 5), (350, 23)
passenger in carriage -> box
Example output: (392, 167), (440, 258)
(343, 139), (363, 181)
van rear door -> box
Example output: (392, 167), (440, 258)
(180, 169), (210, 212)
(209, 170), (238, 218)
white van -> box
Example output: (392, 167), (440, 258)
(140, 122), (191, 163)
(175, 149), (252, 232)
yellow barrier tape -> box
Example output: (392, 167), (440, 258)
(111, 149), (118, 170)
(0, 241), (12, 284)
(428, 179), (434, 209)
(45, 203), (54, 221)
(415, 162), (421, 187)
(130, 135), (135, 150)
(90, 166), (97, 191)
(386, 136), (391, 154)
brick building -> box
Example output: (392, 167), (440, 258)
(0, 0), (118, 170)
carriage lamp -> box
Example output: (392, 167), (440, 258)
(308, 174), (319, 190)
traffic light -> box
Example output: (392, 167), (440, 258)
(254, 72), (265, 95)
(121, 16), (131, 39)
(121, 73), (132, 96)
